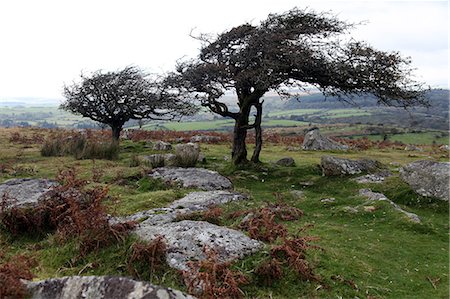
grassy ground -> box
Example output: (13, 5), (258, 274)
(0, 128), (448, 298)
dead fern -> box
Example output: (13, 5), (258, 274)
(127, 236), (167, 280)
(0, 254), (36, 299)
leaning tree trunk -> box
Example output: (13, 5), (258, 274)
(251, 100), (263, 163)
(231, 105), (251, 165)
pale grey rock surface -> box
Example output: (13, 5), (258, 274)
(321, 156), (383, 176)
(0, 178), (58, 208)
(149, 167), (232, 190)
(135, 220), (263, 271)
(25, 276), (195, 299)
(302, 128), (348, 151)
(400, 160), (450, 201)
(359, 189), (421, 223)
(353, 171), (392, 184)
(189, 135), (220, 143)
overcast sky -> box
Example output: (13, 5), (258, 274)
(0, 0), (448, 101)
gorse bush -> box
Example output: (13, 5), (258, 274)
(41, 132), (119, 160)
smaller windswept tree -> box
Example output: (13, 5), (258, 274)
(61, 66), (196, 142)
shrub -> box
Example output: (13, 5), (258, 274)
(0, 254), (36, 299)
(175, 143), (199, 167)
(183, 247), (249, 299)
(126, 236), (167, 280)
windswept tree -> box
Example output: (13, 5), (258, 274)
(166, 8), (427, 165)
(62, 66), (196, 142)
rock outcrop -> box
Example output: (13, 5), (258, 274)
(302, 128), (348, 151)
(321, 156), (383, 176)
(190, 135), (220, 143)
(25, 276), (194, 299)
(150, 167), (232, 190)
(359, 189), (421, 223)
(400, 160), (450, 201)
(0, 178), (57, 208)
(135, 220), (263, 271)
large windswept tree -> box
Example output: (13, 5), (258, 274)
(62, 66), (196, 142)
(166, 8), (427, 165)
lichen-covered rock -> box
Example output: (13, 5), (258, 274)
(112, 191), (248, 224)
(321, 156), (383, 176)
(0, 178), (57, 208)
(169, 191), (247, 211)
(25, 276), (195, 299)
(404, 145), (424, 152)
(353, 171), (392, 184)
(276, 157), (296, 167)
(175, 143), (200, 167)
(143, 154), (166, 168)
(150, 167), (232, 190)
(302, 128), (348, 151)
(153, 141), (172, 151)
(400, 160), (450, 201)
(359, 189), (421, 223)
(135, 220), (262, 271)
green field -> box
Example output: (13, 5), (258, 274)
(351, 132), (449, 145)
(0, 128), (448, 298)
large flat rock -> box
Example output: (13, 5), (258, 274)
(0, 178), (57, 208)
(25, 276), (194, 299)
(321, 156), (383, 176)
(149, 167), (232, 191)
(400, 160), (450, 201)
(135, 220), (263, 271)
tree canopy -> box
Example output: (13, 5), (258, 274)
(166, 8), (427, 164)
(62, 66), (196, 142)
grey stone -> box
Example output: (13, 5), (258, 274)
(276, 157), (296, 167)
(164, 154), (178, 166)
(175, 143), (200, 167)
(150, 167), (232, 191)
(135, 220), (262, 271)
(400, 160), (450, 201)
(113, 191), (248, 225)
(143, 154), (166, 168)
(190, 135), (221, 143)
(320, 197), (336, 203)
(153, 141), (172, 151)
(25, 276), (195, 299)
(321, 156), (383, 176)
(404, 145), (424, 152)
(0, 178), (58, 208)
(353, 171), (392, 184)
(302, 128), (348, 151)
(290, 190), (305, 199)
(359, 189), (421, 223)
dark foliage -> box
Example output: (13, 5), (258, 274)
(167, 7), (427, 164)
(61, 66), (196, 142)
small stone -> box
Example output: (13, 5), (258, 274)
(290, 190), (305, 199)
(342, 206), (359, 213)
(276, 157), (296, 167)
(153, 141), (172, 151)
(363, 206), (377, 212)
(320, 197), (336, 203)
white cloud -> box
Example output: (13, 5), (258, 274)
(0, 0), (448, 99)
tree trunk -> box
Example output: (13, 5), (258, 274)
(232, 105), (251, 165)
(251, 100), (263, 163)
(111, 125), (122, 144)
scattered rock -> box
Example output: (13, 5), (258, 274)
(135, 220), (263, 271)
(353, 171), (392, 184)
(363, 206), (377, 212)
(321, 156), (383, 176)
(142, 154), (166, 168)
(404, 145), (424, 152)
(359, 189), (421, 223)
(342, 206), (359, 213)
(0, 178), (58, 208)
(400, 160), (450, 201)
(302, 128), (348, 151)
(164, 154), (178, 166)
(290, 190), (305, 199)
(175, 143), (200, 167)
(150, 167), (232, 191)
(25, 276), (194, 299)
(320, 197), (336, 203)
(113, 191), (247, 225)
(153, 141), (172, 151)
(190, 135), (220, 143)
(276, 157), (296, 167)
